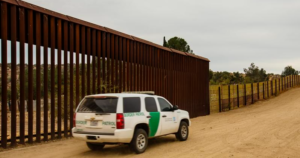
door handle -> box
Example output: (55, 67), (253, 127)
(146, 116), (151, 118)
(162, 115), (167, 118)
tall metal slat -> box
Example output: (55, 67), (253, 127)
(50, 16), (56, 140)
(75, 24), (80, 105)
(134, 42), (138, 91)
(69, 23), (74, 133)
(1, 2), (8, 148)
(137, 43), (140, 91)
(129, 41), (132, 91)
(43, 14), (49, 141)
(133, 41), (136, 91)
(152, 48), (156, 93)
(158, 49), (161, 95)
(144, 45), (147, 91)
(115, 36), (119, 92)
(28, 9), (34, 144)
(141, 44), (144, 91)
(19, 6), (26, 144)
(57, 19), (62, 139)
(10, 4), (17, 147)
(146, 45), (149, 91)
(107, 33), (111, 93)
(148, 47), (152, 92)
(63, 20), (68, 137)
(142, 44), (145, 91)
(81, 26), (86, 99)
(156, 48), (159, 94)
(111, 35), (115, 93)
(122, 38), (126, 92)
(172, 53), (175, 104)
(92, 29), (96, 94)
(122, 38), (127, 91)
(148, 46), (151, 91)
(118, 37), (122, 92)
(96, 31), (101, 93)
(101, 32), (106, 93)
(35, 12), (42, 143)
(126, 40), (130, 91)
(86, 28), (91, 95)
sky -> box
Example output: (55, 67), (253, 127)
(23, 0), (300, 74)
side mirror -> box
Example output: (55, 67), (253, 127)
(173, 105), (179, 111)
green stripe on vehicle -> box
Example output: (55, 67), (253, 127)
(149, 112), (160, 137)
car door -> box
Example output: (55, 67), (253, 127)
(157, 97), (178, 135)
(144, 97), (161, 137)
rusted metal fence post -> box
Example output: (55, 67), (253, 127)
(279, 79), (280, 92)
(219, 86), (221, 112)
(228, 85), (231, 110)
(275, 80), (277, 96)
(271, 81), (273, 96)
(244, 84), (246, 106)
(263, 83), (265, 99)
(267, 81), (269, 98)
(257, 83), (259, 100)
(1, 2), (8, 148)
(251, 83), (254, 104)
(237, 85), (239, 107)
(10, 4), (18, 147)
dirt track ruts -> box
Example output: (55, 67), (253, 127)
(1, 87), (300, 158)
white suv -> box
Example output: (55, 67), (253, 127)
(72, 92), (191, 154)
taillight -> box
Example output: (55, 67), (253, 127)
(73, 113), (76, 127)
(116, 113), (124, 129)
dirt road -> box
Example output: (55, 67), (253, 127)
(2, 87), (300, 158)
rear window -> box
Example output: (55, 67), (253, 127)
(77, 97), (118, 113)
(123, 97), (141, 113)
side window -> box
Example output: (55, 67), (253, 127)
(145, 97), (158, 112)
(158, 98), (172, 112)
(123, 97), (141, 113)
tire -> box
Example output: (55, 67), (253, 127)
(86, 142), (105, 150)
(130, 129), (148, 154)
(176, 121), (189, 141)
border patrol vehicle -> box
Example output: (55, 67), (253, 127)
(72, 91), (191, 154)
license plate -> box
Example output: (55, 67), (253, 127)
(90, 120), (98, 126)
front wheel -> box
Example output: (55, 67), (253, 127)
(176, 121), (189, 141)
(130, 129), (148, 154)
(86, 142), (105, 150)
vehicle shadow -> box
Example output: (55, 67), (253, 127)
(77, 135), (178, 157)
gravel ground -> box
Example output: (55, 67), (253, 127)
(1, 87), (300, 158)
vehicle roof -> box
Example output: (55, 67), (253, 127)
(85, 93), (160, 98)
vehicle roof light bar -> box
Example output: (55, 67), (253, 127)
(121, 91), (155, 95)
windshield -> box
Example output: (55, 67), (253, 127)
(77, 97), (118, 113)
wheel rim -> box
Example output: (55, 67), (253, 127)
(136, 134), (146, 150)
(181, 125), (187, 138)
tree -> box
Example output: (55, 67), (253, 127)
(210, 71), (245, 85)
(209, 69), (213, 80)
(163, 36), (194, 54)
(163, 36), (169, 47)
(244, 63), (267, 83)
(210, 71), (232, 85)
(231, 72), (244, 83)
(281, 66), (299, 77)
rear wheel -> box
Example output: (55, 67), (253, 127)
(86, 142), (105, 150)
(130, 129), (148, 154)
(176, 121), (189, 141)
